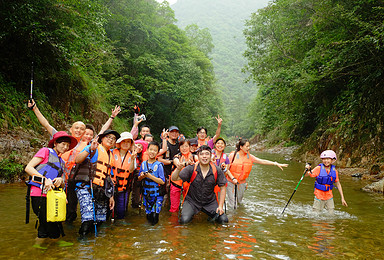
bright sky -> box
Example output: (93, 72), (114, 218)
(156, 0), (178, 5)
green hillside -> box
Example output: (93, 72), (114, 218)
(0, 0), (222, 138)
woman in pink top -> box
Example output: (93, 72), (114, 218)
(25, 131), (77, 249)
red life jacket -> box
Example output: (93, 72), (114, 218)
(182, 162), (220, 205)
(61, 141), (87, 181)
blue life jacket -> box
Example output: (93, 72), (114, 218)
(142, 161), (164, 197)
(314, 163), (336, 191)
(29, 148), (63, 188)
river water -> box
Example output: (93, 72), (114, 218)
(0, 152), (383, 259)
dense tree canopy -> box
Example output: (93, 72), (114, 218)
(0, 0), (222, 138)
(244, 0), (384, 162)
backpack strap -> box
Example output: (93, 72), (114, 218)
(189, 162), (199, 184)
(190, 162), (217, 185)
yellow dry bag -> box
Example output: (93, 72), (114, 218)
(46, 188), (66, 222)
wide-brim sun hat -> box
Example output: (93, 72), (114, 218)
(320, 150), (337, 160)
(116, 132), (133, 144)
(48, 131), (78, 150)
(135, 139), (148, 153)
(98, 129), (120, 144)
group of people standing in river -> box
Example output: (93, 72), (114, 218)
(24, 99), (347, 249)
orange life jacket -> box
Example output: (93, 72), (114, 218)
(93, 145), (113, 187)
(171, 152), (196, 188)
(112, 149), (133, 192)
(182, 162), (220, 204)
(229, 151), (253, 183)
(61, 141), (87, 181)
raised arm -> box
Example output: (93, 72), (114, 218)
(211, 115), (223, 143)
(157, 129), (169, 156)
(99, 105), (121, 135)
(28, 99), (54, 136)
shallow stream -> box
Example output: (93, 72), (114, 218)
(0, 152), (383, 259)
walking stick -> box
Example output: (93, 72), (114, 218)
(89, 180), (98, 237)
(178, 183), (184, 221)
(281, 167), (309, 215)
(234, 184), (238, 209)
(25, 180), (32, 224)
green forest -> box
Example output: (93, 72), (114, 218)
(243, 0), (384, 165)
(1, 0), (384, 171)
(0, 0), (222, 139)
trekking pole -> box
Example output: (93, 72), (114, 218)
(30, 62), (34, 101)
(25, 180), (32, 224)
(281, 166), (309, 215)
(234, 184), (238, 209)
(89, 180), (97, 237)
(178, 184), (183, 221)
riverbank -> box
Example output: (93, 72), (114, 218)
(249, 140), (384, 193)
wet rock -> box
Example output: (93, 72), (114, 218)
(362, 178), (384, 193)
(351, 173), (363, 178)
(0, 128), (45, 165)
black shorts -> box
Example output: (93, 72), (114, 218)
(31, 196), (63, 239)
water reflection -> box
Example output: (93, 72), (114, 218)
(210, 216), (256, 259)
(308, 221), (336, 258)
(2, 152), (384, 258)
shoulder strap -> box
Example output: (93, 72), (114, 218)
(190, 162), (199, 183)
(230, 150), (238, 164)
(190, 162), (218, 184)
(210, 162), (217, 183)
(190, 162), (199, 184)
(145, 160), (150, 171)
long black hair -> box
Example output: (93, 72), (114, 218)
(231, 138), (249, 163)
(235, 138), (249, 151)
